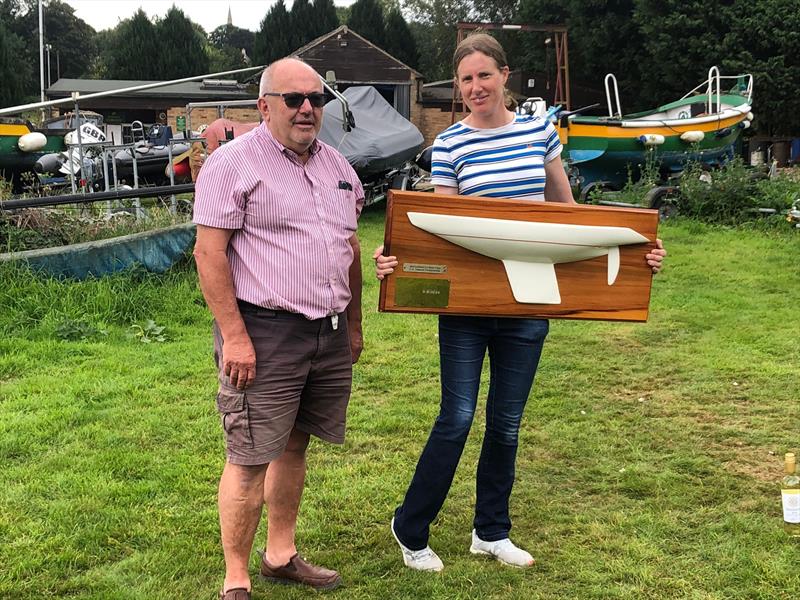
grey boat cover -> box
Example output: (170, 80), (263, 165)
(318, 86), (424, 176)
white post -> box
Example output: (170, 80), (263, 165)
(38, 0), (45, 119)
(46, 44), (52, 88)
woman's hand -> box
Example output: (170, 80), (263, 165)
(373, 245), (398, 280)
(647, 239), (667, 274)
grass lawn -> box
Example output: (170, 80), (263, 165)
(1, 208), (799, 599)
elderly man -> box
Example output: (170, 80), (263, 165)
(193, 58), (364, 600)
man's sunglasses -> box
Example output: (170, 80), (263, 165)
(261, 92), (327, 109)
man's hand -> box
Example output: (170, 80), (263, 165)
(222, 335), (256, 389)
(349, 320), (363, 364)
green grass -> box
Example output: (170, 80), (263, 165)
(1, 209), (799, 599)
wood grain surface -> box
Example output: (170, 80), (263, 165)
(378, 190), (660, 322)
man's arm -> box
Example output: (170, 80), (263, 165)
(193, 224), (255, 389)
(346, 233), (363, 364)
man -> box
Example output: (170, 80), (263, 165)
(193, 58), (364, 600)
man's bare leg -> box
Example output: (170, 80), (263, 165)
(219, 462), (268, 592)
(264, 427), (310, 565)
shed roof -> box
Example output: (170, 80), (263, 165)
(292, 25), (423, 80)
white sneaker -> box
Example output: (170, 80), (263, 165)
(469, 529), (535, 567)
(391, 518), (444, 572)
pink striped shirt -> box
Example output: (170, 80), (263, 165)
(193, 123), (364, 320)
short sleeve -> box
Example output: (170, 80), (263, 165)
(353, 179), (365, 219)
(429, 136), (458, 189)
(543, 120), (563, 164)
(192, 150), (247, 230)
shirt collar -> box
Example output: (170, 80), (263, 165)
(260, 122), (320, 161)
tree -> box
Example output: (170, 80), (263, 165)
(254, 0), (294, 64)
(0, 0), (24, 21)
(335, 5), (350, 24)
(403, 0), (472, 81)
(208, 24), (255, 75)
(10, 0), (96, 96)
(209, 24), (255, 57)
(156, 6), (210, 79)
(347, 0), (386, 46)
(518, 0), (644, 109)
(313, 0), (340, 37)
(289, 0), (320, 49)
(0, 18), (31, 106)
(384, 8), (419, 68)
(101, 9), (160, 79)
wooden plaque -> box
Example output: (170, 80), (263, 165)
(378, 190), (660, 322)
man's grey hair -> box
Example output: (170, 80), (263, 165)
(259, 57), (318, 96)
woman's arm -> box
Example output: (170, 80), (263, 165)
(544, 158), (575, 204)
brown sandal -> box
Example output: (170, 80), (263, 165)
(219, 588), (250, 600)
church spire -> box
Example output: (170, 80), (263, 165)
(227, 5), (232, 26)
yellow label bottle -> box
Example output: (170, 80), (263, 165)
(781, 452), (800, 537)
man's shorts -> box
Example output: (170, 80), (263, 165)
(213, 301), (353, 466)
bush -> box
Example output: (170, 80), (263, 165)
(752, 172), (800, 212)
(677, 159), (799, 226)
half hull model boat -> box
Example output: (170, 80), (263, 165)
(552, 67), (753, 191)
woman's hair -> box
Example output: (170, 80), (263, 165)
(452, 33), (508, 76)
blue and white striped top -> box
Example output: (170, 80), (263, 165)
(430, 114), (562, 200)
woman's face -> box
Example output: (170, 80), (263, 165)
(456, 51), (510, 121)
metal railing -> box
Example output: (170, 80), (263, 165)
(679, 66), (754, 111)
(604, 73), (622, 118)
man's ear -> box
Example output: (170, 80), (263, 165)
(257, 97), (270, 122)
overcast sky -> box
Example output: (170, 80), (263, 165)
(63, 1), (353, 33)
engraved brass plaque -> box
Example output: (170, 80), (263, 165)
(395, 277), (450, 308)
(403, 263), (448, 274)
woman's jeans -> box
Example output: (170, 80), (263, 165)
(394, 315), (549, 550)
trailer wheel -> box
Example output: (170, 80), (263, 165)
(646, 186), (679, 221)
(579, 180), (613, 204)
(391, 172), (410, 191)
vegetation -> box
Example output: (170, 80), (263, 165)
(384, 7), (421, 69)
(1, 211), (799, 599)
(348, 0), (388, 46)
(0, 205), (190, 253)
(0, 16), (30, 106)
(2, 0), (95, 98)
(253, 0), (340, 65)
(207, 24), (256, 76)
(253, 0), (294, 66)
(155, 6), (210, 79)
(587, 155), (800, 227)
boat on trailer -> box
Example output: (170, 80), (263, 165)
(551, 67), (753, 192)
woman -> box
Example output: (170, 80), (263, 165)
(375, 34), (666, 572)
